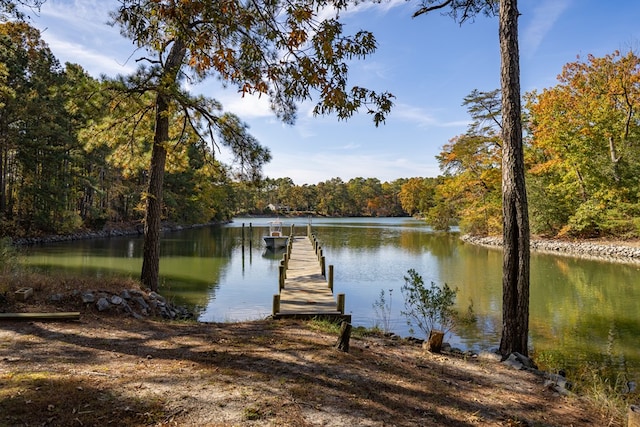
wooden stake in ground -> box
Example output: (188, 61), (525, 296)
(335, 321), (352, 352)
(426, 330), (445, 353)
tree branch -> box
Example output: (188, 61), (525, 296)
(413, 0), (453, 18)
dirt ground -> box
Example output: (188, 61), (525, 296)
(0, 284), (619, 427)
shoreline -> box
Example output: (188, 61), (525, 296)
(10, 219), (640, 264)
(461, 234), (640, 264)
(9, 221), (226, 246)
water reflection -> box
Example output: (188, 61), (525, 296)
(18, 216), (640, 379)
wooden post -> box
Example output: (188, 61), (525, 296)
(307, 224), (311, 237)
(337, 293), (345, 314)
(629, 405), (640, 427)
(290, 224), (294, 236)
(425, 330), (445, 353)
(0, 312), (80, 320)
(321, 256), (326, 277)
(241, 223), (245, 248)
(335, 321), (352, 352)
(272, 294), (280, 316)
(328, 265), (334, 291)
(279, 265), (285, 290)
(283, 253), (288, 269)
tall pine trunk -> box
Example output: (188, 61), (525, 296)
(140, 40), (186, 292)
(498, 0), (530, 357)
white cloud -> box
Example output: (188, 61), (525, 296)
(39, 0), (114, 25)
(522, 0), (572, 58)
(346, 0), (408, 16)
(336, 142), (361, 151)
(44, 32), (134, 76)
(30, 0), (138, 77)
(264, 151), (440, 184)
(218, 91), (274, 119)
(393, 103), (469, 129)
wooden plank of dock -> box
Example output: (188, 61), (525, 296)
(274, 235), (349, 321)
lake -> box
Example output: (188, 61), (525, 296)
(20, 216), (640, 377)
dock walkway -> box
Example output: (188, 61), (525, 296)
(272, 233), (349, 321)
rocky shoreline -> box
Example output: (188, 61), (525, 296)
(461, 234), (640, 263)
(9, 221), (224, 246)
(79, 287), (194, 321)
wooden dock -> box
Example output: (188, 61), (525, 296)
(272, 229), (350, 322)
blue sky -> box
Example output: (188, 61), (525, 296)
(25, 0), (640, 184)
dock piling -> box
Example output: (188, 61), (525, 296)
(337, 293), (345, 314)
(328, 265), (334, 291)
(272, 294), (280, 316)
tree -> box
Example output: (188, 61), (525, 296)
(526, 50), (640, 237)
(432, 89), (502, 235)
(0, 0), (44, 21)
(399, 177), (437, 217)
(0, 22), (80, 233)
(111, 0), (394, 291)
(316, 178), (350, 216)
(413, 0), (530, 356)
(347, 177), (383, 216)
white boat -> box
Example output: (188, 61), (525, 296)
(263, 220), (289, 249)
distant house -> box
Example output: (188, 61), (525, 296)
(267, 203), (289, 213)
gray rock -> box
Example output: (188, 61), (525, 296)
(148, 291), (165, 303)
(96, 297), (111, 312)
(128, 289), (144, 297)
(48, 294), (63, 302)
(133, 296), (149, 311)
(544, 372), (572, 392)
(110, 295), (124, 305)
(503, 352), (537, 370)
(81, 292), (95, 304)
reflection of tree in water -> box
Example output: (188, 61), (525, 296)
(161, 226), (238, 257)
(453, 312), (502, 352)
(528, 254), (640, 382)
(534, 321), (637, 394)
(157, 226), (242, 306)
(399, 231), (459, 257)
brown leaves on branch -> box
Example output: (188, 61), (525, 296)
(113, 0), (393, 126)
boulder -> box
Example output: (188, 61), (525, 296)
(96, 297), (111, 312)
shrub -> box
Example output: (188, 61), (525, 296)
(400, 269), (457, 339)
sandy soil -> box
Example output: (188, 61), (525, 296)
(0, 310), (615, 427)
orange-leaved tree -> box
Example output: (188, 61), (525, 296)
(526, 50), (640, 237)
(432, 89), (503, 235)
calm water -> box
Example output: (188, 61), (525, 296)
(20, 217), (640, 377)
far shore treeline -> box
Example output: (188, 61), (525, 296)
(2, 21), (640, 240)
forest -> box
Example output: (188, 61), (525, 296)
(2, 20), (640, 239)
